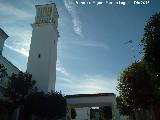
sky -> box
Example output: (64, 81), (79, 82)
(0, 0), (160, 95)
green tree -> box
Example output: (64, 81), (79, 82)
(3, 71), (37, 116)
(0, 64), (8, 88)
(6, 72), (36, 102)
(117, 61), (155, 115)
(0, 64), (8, 79)
(116, 96), (134, 116)
(0, 64), (10, 120)
(23, 91), (67, 120)
(141, 12), (160, 76)
(0, 99), (16, 120)
(141, 12), (160, 120)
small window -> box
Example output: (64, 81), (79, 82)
(38, 54), (41, 58)
(54, 40), (56, 44)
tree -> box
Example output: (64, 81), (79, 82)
(0, 99), (16, 120)
(0, 64), (10, 120)
(116, 96), (134, 116)
(141, 12), (160, 88)
(23, 91), (67, 120)
(3, 71), (37, 116)
(0, 64), (8, 79)
(71, 108), (76, 119)
(141, 12), (160, 120)
(6, 72), (36, 102)
(0, 64), (8, 88)
(117, 61), (155, 115)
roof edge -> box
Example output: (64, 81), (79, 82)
(65, 93), (115, 98)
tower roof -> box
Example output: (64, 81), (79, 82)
(35, 3), (55, 7)
(65, 93), (115, 98)
(34, 3), (59, 25)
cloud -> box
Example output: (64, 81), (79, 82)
(64, 0), (82, 36)
(0, 2), (33, 20)
(56, 60), (116, 95)
(3, 26), (32, 57)
(56, 65), (117, 95)
(76, 75), (117, 94)
(1, 1), (116, 95)
(56, 60), (70, 77)
(0, 2), (34, 57)
(4, 44), (29, 57)
(66, 40), (109, 50)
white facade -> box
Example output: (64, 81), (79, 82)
(74, 107), (90, 120)
(0, 28), (8, 55)
(0, 28), (20, 89)
(0, 56), (20, 88)
(27, 3), (59, 92)
(66, 93), (120, 120)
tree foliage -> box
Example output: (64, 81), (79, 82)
(2, 71), (37, 115)
(117, 12), (160, 118)
(23, 91), (67, 120)
(141, 12), (160, 106)
(0, 71), (67, 119)
(0, 64), (8, 79)
(0, 99), (14, 120)
(117, 61), (155, 115)
(6, 72), (36, 101)
(141, 12), (160, 75)
(116, 96), (134, 115)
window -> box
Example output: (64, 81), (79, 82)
(38, 54), (41, 58)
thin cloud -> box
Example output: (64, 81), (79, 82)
(56, 60), (116, 95)
(4, 44), (29, 57)
(56, 69), (117, 95)
(67, 40), (109, 50)
(56, 60), (70, 77)
(1, 1), (116, 95)
(0, 1), (34, 57)
(0, 2), (33, 19)
(3, 26), (32, 57)
(64, 0), (82, 36)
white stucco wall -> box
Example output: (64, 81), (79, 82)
(67, 95), (116, 107)
(74, 107), (90, 120)
(66, 94), (120, 120)
(0, 28), (8, 54)
(0, 56), (20, 88)
(27, 23), (58, 92)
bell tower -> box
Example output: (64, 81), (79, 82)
(27, 3), (59, 92)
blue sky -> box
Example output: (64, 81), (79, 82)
(0, 0), (160, 95)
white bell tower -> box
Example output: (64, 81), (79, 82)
(27, 3), (59, 92)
